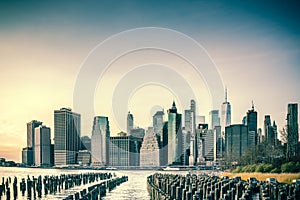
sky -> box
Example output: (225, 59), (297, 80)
(0, 0), (300, 162)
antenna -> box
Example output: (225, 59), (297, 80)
(225, 86), (228, 102)
(252, 100), (254, 110)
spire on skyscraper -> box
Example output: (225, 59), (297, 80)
(252, 100), (255, 110)
(225, 86), (228, 103)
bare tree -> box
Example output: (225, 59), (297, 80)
(279, 127), (288, 144)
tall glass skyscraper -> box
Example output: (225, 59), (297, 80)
(153, 110), (164, 142)
(225, 124), (248, 163)
(34, 125), (51, 167)
(209, 110), (220, 129)
(27, 120), (43, 165)
(167, 101), (182, 165)
(247, 103), (257, 146)
(54, 108), (81, 166)
(127, 111), (134, 134)
(221, 88), (231, 133)
(287, 103), (299, 161)
(91, 116), (110, 166)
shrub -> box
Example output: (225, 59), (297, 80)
(255, 164), (264, 173)
(233, 166), (243, 173)
(270, 168), (280, 173)
(281, 162), (296, 173)
(263, 164), (274, 173)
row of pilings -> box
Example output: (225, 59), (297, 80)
(147, 173), (300, 200)
(0, 172), (127, 200)
(63, 176), (128, 200)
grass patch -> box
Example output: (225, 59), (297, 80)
(221, 172), (300, 184)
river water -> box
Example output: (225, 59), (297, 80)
(0, 167), (221, 199)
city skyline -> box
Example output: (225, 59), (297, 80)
(1, 1), (300, 162)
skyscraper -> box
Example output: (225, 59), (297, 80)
(247, 102), (257, 145)
(209, 110), (220, 129)
(54, 108), (81, 166)
(81, 136), (91, 151)
(109, 134), (139, 167)
(225, 124), (248, 163)
(140, 127), (160, 167)
(287, 103), (299, 161)
(186, 100), (197, 166)
(221, 88), (231, 133)
(34, 125), (51, 167)
(27, 120), (43, 164)
(167, 101), (182, 165)
(153, 110), (164, 142)
(264, 115), (277, 145)
(91, 116), (110, 166)
(127, 111), (134, 134)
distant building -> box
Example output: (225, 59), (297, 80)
(214, 126), (222, 161)
(22, 147), (34, 166)
(130, 127), (145, 140)
(209, 110), (220, 129)
(77, 150), (91, 166)
(247, 103), (257, 146)
(127, 112), (134, 134)
(54, 108), (81, 166)
(167, 101), (183, 165)
(81, 136), (91, 151)
(264, 115), (277, 146)
(140, 127), (160, 167)
(161, 122), (168, 166)
(196, 124), (208, 162)
(34, 125), (51, 167)
(221, 87), (231, 133)
(91, 116), (110, 166)
(50, 144), (54, 166)
(287, 103), (299, 161)
(27, 120), (43, 148)
(27, 120), (43, 164)
(109, 134), (139, 167)
(153, 110), (164, 142)
(225, 124), (248, 163)
(186, 100), (197, 166)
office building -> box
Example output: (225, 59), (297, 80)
(225, 124), (248, 163)
(22, 147), (34, 166)
(214, 126), (222, 160)
(27, 120), (43, 164)
(153, 110), (164, 142)
(161, 122), (168, 166)
(109, 134), (139, 167)
(167, 101), (183, 165)
(264, 115), (277, 146)
(195, 124), (208, 162)
(287, 103), (299, 161)
(91, 116), (110, 166)
(81, 136), (91, 151)
(221, 88), (231, 133)
(209, 110), (220, 129)
(127, 112), (134, 134)
(27, 120), (43, 148)
(130, 127), (145, 140)
(186, 100), (197, 166)
(77, 150), (91, 166)
(34, 125), (51, 167)
(247, 103), (257, 146)
(54, 108), (81, 166)
(140, 127), (160, 167)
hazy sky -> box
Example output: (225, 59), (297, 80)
(1, 0), (300, 162)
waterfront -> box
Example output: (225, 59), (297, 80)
(0, 167), (157, 199)
(0, 167), (220, 199)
